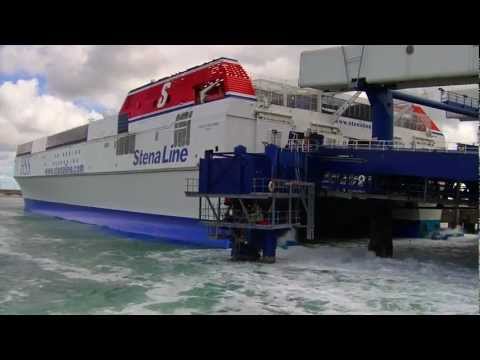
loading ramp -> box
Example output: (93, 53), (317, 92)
(185, 141), (477, 261)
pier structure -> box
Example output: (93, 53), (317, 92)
(186, 141), (477, 261)
(185, 145), (315, 263)
(186, 45), (479, 262)
(298, 45), (478, 257)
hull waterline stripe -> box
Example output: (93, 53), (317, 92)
(23, 198), (231, 249)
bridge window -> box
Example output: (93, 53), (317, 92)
(321, 95), (345, 113)
(321, 95), (372, 122)
(394, 113), (426, 132)
(256, 89), (284, 106)
(343, 103), (371, 122)
(287, 94), (318, 111)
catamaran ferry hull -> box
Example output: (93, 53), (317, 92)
(23, 198), (230, 248)
(17, 169), (230, 248)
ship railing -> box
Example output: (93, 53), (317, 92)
(440, 89), (479, 110)
(200, 205), (302, 226)
(186, 177), (311, 195)
(286, 139), (316, 152)
(285, 139), (478, 154)
(320, 174), (476, 205)
(252, 178), (308, 194)
(186, 176), (315, 240)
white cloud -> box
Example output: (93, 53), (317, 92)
(441, 122), (478, 145)
(0, 78), (102, 188)
(0, 45), (331, 110)
(0, 78), (102, 152)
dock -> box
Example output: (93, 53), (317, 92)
(186, 46), (479, 263)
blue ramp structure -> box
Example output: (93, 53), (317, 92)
(186, 142), (478, 260)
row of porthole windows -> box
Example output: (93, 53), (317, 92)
(52, 158), (80, 166)
(53, 149), (81, 158)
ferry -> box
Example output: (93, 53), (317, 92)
(14, 58), (447, 247)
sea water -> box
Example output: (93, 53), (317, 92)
(0, 196), (478, 315)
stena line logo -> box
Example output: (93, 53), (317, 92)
(133, 145), (188, 166)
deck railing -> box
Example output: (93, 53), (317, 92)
(199, 205), (301, 226)
(185, 177), (313, 195)
(440, 89), (479, 110)
(286, 139), (478, 154)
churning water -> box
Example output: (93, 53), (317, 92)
(0, 196), (478, 315)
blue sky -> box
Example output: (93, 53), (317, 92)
(0, 73), (106, 114)
(0, 73), (48, 94)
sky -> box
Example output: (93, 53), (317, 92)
(0, 45), (478, 189)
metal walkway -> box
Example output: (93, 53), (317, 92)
(186, 177), (315, 238)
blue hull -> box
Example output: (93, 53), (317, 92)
(24, 198), (231, 249)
